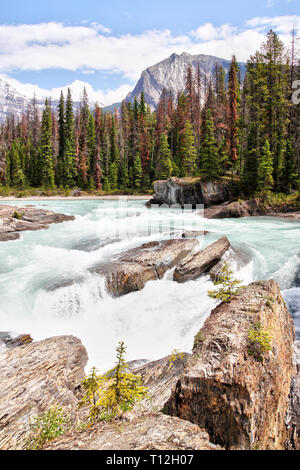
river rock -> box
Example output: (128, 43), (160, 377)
(205, 199), (262, 219)
(174, 236), (230, 283)
(45, 411), (222, 450)
(91, 239), (198, 296)
(0, 336), (88, 450)
(147, 177), (230, 208)
(0, 332), (33, 349)
(165, 280), (295, 450)
(0, 204), (75, 242)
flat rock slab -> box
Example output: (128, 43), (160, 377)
(0, 336), (88, 450)
(0, 204), (75, 242)
(174, 236), (230, 283)
(165, 280), (295, 450)
(91, 239), (198, 297)
(45, 411), (222, 450)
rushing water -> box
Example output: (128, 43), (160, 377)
(0, 199), (299, 372)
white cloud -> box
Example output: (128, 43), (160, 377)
(0, 16), (299, 106)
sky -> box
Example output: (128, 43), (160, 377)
(0, 0), (299, 106)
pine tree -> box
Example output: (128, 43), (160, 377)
(179, 120), (197, 177)
(257, 139), (274, 192)
(282, 139), (298, 194)
(39, 99), (55, 188)
(133, 154), (142, 189)
(156, 133), (173, 180)
(200, 109), (220, 180)
(228, 56), (239, 167)
(57, 91), (65, 186)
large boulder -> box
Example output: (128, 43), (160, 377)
(173, 236), (230, 283)
(91, 239), (198, 296)
(0, 336), (88, 450)
(165, 280), (295, 450)
(147, 177), (230, 208)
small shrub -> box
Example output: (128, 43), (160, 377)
(26, 406), (69, 450)
(193, 330), (205, 349)
(79, 341), (148, 424)
(168, 350), (185, 370)
(247, 322), (272, 362)
(208, 262), (245, 303)
(12, 210), (22, 220)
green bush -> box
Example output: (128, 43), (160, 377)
(247, 322), (272, 362)
(26, 406), (69, 450)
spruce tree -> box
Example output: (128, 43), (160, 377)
(156, 133), (173, 180)
(57, 91), (65, 186)
(200, 109), (220, 180)
(39, 99), (55, 188)
(257, 139), (274, 192)
(179, 120), (197, 177)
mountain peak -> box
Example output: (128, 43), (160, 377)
(126, 52), (245, 110)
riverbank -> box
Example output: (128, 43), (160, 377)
(0, 195), (149, 201)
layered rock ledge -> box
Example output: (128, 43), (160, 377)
(0, 204), (75, 241)
(165, 280), (295, 450)
(0, 336), (87, 450)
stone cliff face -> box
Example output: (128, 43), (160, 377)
(148, 177), (230, 208)
(0, 336), (88, 450)
(165, 280), (295, 450)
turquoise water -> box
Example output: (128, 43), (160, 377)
(0, 199), (299, 371)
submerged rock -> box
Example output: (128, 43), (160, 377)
(174, 236), (230, 283)
(165, 280), (295, 450)
(0, 336), (88, 450)
(91, 239), (198, 297)
(0, 204), (75, 242)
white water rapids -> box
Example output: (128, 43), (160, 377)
(0, 199), (299, 372)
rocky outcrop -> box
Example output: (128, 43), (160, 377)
(0, 204), (75, 241)
(205, 199), (262, 219)
(0, 332), (33, 349)
(174, 236), (230, 283)
(165, 280), (295, 450)
(0, 336), (88, 450)
(90, 239), (198, 296)
(205, 198), (300, 219)
(45, 411), (221, 451)
(147, 177), (230, 208)
(286, 340), (300, 450)
(133, 354), (191, 412)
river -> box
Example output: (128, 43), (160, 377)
(0, 199), (299, 372)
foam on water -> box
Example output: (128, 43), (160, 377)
(0, 200), (299, 372)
